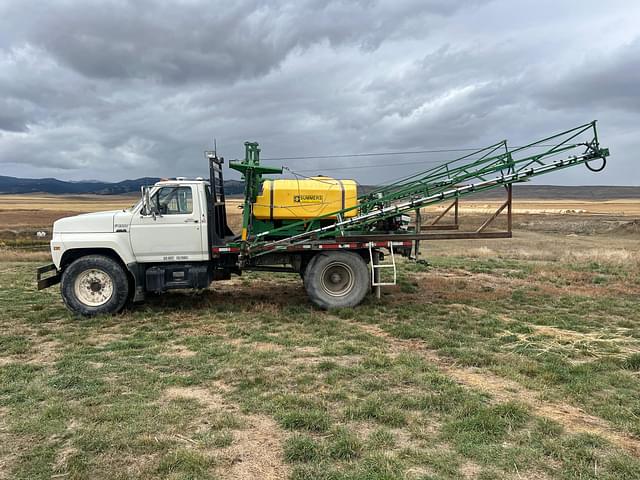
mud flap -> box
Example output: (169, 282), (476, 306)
(36, 264), (60, 290)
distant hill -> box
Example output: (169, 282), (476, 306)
(473, 185), (640, 200)
(0, 175), (246, 196)
(359, 184), (640, 200)
(1, 175), (637, 200)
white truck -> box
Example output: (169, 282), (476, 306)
(36, 125), (610, 317)
(37, 152), (412, 316)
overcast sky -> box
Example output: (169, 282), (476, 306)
(0, 0), (638, 185)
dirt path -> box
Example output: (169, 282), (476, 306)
(353, 322), (640, 457)
(165, 384), (290, 479)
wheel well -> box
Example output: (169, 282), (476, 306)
(307, 249), (370, 265)
(60, 248), (135, 300)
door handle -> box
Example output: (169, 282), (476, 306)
(184, 219), (199, 223)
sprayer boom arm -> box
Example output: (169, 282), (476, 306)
(246, 121), (609, 254)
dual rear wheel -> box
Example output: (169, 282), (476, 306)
(303, 251), (370, 309)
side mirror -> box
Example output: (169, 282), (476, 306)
(141, 186), (157, 219)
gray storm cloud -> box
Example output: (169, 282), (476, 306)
(0, 0), (638, 185)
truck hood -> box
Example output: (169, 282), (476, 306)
(53, 210), (123, 233)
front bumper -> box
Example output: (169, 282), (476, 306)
(36, 264), (61, 290)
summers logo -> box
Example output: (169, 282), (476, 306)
(293, 194), (323, 203)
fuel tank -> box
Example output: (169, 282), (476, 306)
(253, 177), (358, 220)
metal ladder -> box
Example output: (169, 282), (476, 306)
(369, 242), (397, 298)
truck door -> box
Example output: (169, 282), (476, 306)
(129, 185), (207, 262)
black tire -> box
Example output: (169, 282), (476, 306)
(300, 256), (317, 288)
(299, 256), (315, 284)
(61, 255), (129, 316)
(304, 251), (369, 309)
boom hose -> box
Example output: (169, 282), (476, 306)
(585, 158), (606, 172)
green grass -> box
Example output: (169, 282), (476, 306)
(1, 248), (639, 479)
(284, 434), (323, 463)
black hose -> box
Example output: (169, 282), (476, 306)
(585, 158), (606, 172)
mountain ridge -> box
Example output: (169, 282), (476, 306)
(0, 175), (638, 200)
(0, 175), (245, 195)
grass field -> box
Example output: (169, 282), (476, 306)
(1, 195), (639, 479)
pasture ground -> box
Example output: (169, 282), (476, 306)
(0, 194), (639, 479)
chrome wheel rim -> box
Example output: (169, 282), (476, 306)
(320, 262), (355, 297)
(73, 269), (114, 307)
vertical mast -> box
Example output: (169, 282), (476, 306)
(229, 142), (283, 242)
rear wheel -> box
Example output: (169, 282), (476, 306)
(61, 255), (129, 316)
(304, 251), (369, 309)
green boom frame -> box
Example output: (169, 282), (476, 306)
(228, 121), (609, 256)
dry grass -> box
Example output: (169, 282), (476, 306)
(0, 194), (138, 212)
(0, 194), (245, 247)
(0, 248), (50, 262)
(355, 322), (640, 457)
(424, 199), (640, 216)
(445, 243), (639, 268)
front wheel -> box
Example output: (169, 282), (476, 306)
(304, 251), (369, 309)
(61, 255), (129, 316)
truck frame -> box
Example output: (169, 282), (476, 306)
(37, 121), (610, 316)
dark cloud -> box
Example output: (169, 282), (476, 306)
(0, 0), (637, 186)
(0, 98), (31, 132)
(1, 0), (483, 85)
(535, 38), (640, 113)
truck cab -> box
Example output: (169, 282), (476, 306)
(51, 179), (212, 266)
(38, 153), (243, 316)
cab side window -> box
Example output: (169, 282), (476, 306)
(153, 186), (193, 215)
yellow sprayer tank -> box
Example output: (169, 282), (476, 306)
(253, 177), (358, 220)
